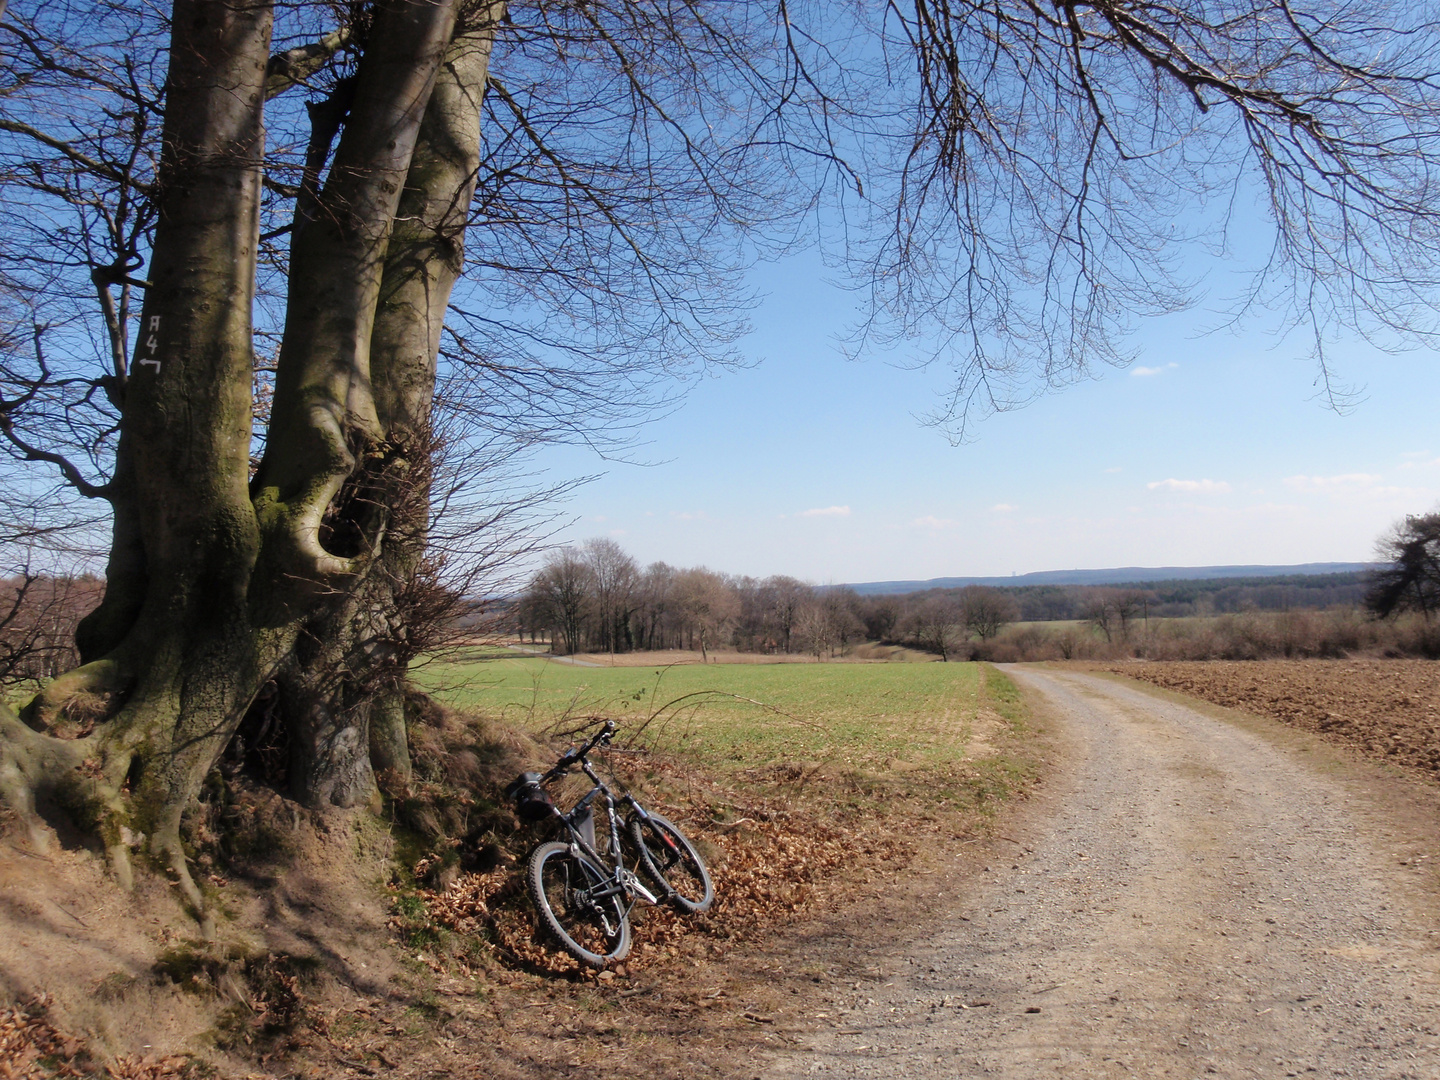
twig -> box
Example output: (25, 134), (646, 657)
(52, 902), (88, 929)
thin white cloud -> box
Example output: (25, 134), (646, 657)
(1147, 478), (1231, 493)
(1282, 473), (1433, 503)
(990, 503), (1018, 513)
(673, 510), (709, 521)
(1282, 473), (1382, 493)
(911, 515), (957, 530)
(1131, 362), (1179, 377)
(1104, 466), (1123, 474)
(800, 505), (851, 518)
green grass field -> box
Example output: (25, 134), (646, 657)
(416, 654), (1003, 778)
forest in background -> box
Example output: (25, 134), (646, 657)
(508, 540), (1426, 662)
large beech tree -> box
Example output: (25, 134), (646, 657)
(0, 0), (503, 922)
(0, 0), (810, 923)
(5, 0), (1440, 923)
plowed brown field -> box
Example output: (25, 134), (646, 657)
(1101, 659), (1440, 776)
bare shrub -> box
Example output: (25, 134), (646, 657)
(1393, 616), (1440, 658)
(1008, 625), (1059, 660)
(974, 607), (1434, 663)
(974, 639), (1021, 663)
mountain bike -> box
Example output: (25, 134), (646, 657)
(505, 719), (714, 968)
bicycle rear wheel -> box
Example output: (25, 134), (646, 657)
(629, 812), (714, 914)
(527, 841), (631, 967)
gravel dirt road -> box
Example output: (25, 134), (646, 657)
(762, 668), (1440, 1079)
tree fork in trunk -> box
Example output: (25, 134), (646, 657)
(251, 0), (459, 600)
(0, 0), (471, 928)
(278, 1), (505, 807)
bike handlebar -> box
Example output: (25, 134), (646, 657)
(542, 720), (616, 781)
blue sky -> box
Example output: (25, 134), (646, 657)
(533, 250), (1440, 584)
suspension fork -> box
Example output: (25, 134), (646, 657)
(625, 795), (682, 856)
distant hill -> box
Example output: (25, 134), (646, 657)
(847, 562), (1372, 596)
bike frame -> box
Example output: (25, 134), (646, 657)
(545, 744), (662, 910)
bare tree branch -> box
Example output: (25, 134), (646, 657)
(265, 24), (354, 99)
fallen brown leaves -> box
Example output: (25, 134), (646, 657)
(101, 1058), (192, 1080)
(416, 786), (916, 977)
(0, 995), (190, 1080)
(0, 995), (87, 1080)
(1105, 660), (1440, 775)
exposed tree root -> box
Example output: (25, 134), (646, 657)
(106, 839), (134, 892)
(20, 657), (130, 732)
(153, 827), (215, 938)
(0, 703), (87, 853)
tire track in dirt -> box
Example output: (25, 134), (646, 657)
(762, 669), (1440, 1079)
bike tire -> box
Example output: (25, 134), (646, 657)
(628, 812), (714, 914)
(527, 841), (632, 968)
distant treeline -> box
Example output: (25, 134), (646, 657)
(0, 562), (1380, 688)
(513, 539), (1376, 659)
(973, 572), (1368, 622)
(1, 573), (105, 684)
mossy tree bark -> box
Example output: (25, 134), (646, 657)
(275, 9), (502, 807)
(0, 0), (502, 924)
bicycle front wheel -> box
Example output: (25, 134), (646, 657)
(527, 841), (631, 968)
(629, 812), (714, 914)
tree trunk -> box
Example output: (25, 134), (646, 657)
(0, 0), (276, 919)
(0, 0), (480, 925)
(273, 0), (502, 808)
